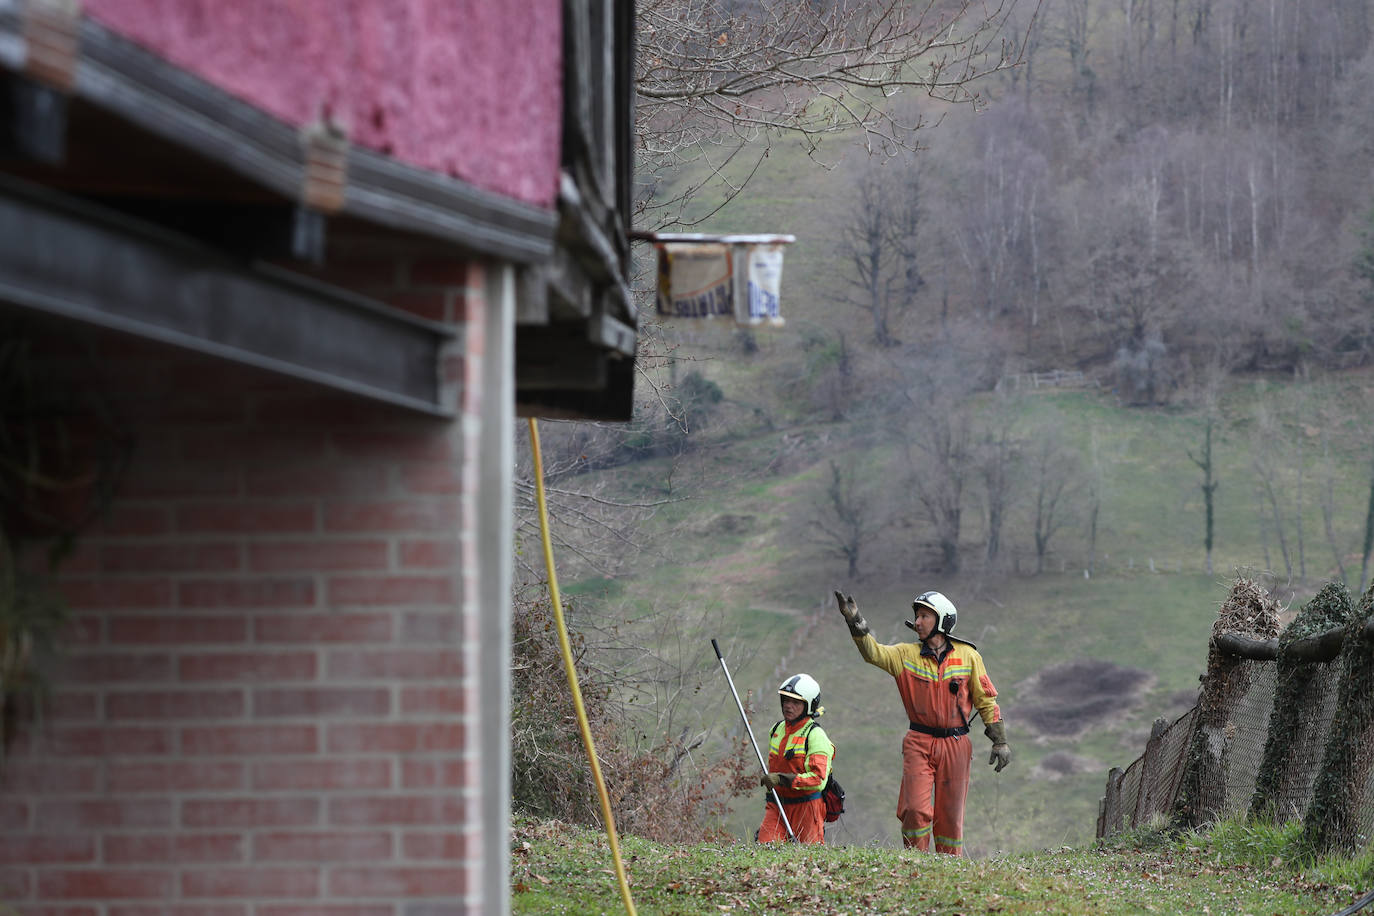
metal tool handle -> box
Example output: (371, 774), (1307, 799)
(711, 638), (797, 842)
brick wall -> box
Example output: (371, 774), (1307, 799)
(0, 257), (497, 913)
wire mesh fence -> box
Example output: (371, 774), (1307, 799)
(1099, 578), (1374, 854)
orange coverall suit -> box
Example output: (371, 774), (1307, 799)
(757, 716), (833, 844)
(853, 632), (1000, 854)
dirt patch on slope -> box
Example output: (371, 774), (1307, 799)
(1016, 658), (1155, 738)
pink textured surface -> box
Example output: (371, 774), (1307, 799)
(83, 0), (563, 208)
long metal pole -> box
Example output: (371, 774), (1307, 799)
(711, 638), (797, 842)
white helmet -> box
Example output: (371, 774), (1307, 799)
(912, 590), (958, 635)
(778, 673), (822, 716)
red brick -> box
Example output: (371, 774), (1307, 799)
(47, 691), (99, 720)
(177, 503), (317, 534)
(400, 759), (472, 789)
(397, 539), (456, 568)
(0, 867), (30, 899)
(106, 761), (245, 793)
(180, 579), (317, 609)
(44, 726), (173, 757)
(181, 725), (318, 755)
(326, 723), (462, 754)
(56, 654), (172, 684)
(326, 649), (459, 680)
(323, 500), (455, 533)
(253, 687), (390, 718)
(179, 652), (316, 682)
(289, 256), (400, 288)
(248, 541), (389, 572)
(92, 505), (172, 536)
(256, 908), (391, 916)
(179, 434), (326, 464)
(252, 831), (391, 862)
(102, 834), (243, 864)
(408, 258), (477, 287)
(328, 867), (463, 897)
(251, 759), (391, 792)
(106, 688), (244, 720)
(324, 650), (458, 681)
(37, 870), (174, 900)
(180, 868), (319, 898)
(400, 612), (456, 642)
(93, 505), (172, 536)
(10, 906), (100, 916)
(55, 542), (99, 573)
(330, 432), (453, 462)
(0, 762), (99, 793)
(0, 836), (96, 864)
(254, 613), (392, 643)
(118, 468), (239, 499)
(252, 395), (398, 428)
(246, 466), (387, 499)
(101, 543), (241, 573)
(0, 801), (30, 828)
(57, 616), (102, 646)
(397, 463), (460, 496)
(182, 799), (319, 830)
(400, 687), (467, 715)
(328, 796), (462, 827)
(326, 577), (454, 607)
(36, 800), (173, 830)
(108, 616), (247, 645)
(383, 290), (448, 322)
(109, 907), (245, 916)
(59, 579), (174, 609)
(400, 832), (468, 860)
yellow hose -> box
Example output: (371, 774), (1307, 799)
(526, 417), (636, 916)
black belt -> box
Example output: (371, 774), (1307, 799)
(909, 722), (968, 738)
(767, 791), (822, 804)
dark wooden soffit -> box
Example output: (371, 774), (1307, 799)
(0, 175), (455, 416)
(0, 3), (557, 264)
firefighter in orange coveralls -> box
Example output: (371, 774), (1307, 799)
(834, 590), (1010, 854)
(757, 673), (834, 844)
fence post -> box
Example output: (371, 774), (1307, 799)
(1302, 586), (1374, 855)
(1104, 766), (1124, 836)
(1250, 582), (1354, 823)
(1173, 577), (1281, 830)
(1133, 717), (1170, 829)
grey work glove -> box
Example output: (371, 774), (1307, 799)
(833, 590), (869, 637)
(760, 772), (791, 789)
(985, 721), (1012, 773)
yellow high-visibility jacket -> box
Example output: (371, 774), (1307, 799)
(766, 716), (833, 798)
(852, 633), (1001, 732)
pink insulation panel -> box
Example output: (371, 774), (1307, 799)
(83, 0), (564, 208)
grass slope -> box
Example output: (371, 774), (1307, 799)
(511, 815), (1364, 915)
(554, 368), (1374, 856)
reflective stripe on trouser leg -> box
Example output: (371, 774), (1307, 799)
(758, 798), (826, 844)
(933, 730), (972, 856)
(898, 728), (971, 854)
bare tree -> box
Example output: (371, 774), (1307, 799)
(808, 457), (884, 580)
(1027, 423), (1080, 574)
(1249, 392), (1293, 582)
(1360, 455), (1374, 595)
(836, 159), (924, 346)
(973, 399), (1023, 569)
(635, 0), (1040, 224)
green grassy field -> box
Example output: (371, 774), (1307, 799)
(546, 365), (1374, 857)
(511, 814), (1371, 915)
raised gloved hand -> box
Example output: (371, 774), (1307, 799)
(833, 591), (869, 637)
(760, 772), (791, 789)
(985, 721), (1012, 772)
